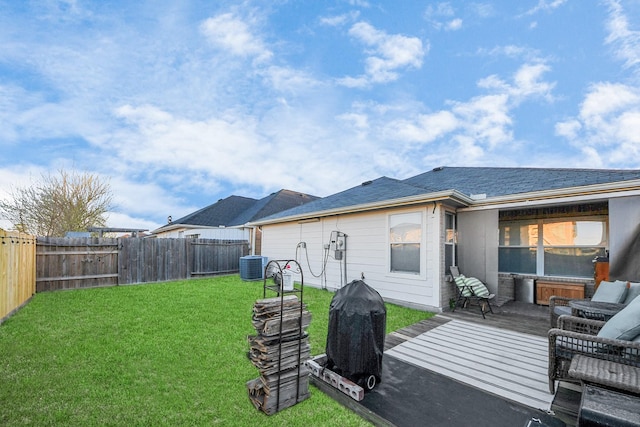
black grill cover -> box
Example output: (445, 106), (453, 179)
(325, 280), (386, 385)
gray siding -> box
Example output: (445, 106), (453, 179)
(457, 209), (499, 293)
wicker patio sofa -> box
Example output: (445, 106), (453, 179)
(548, 315), (640, 394)
(549, 280), (640, 328)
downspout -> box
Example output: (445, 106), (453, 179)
(250, 226), (256, 255)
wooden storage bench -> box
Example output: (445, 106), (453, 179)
(535, 281), (585, 306)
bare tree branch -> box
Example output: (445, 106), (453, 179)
(0, 169), (113, 236)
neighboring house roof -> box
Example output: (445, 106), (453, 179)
(170, 195), (257, 228)
(231, 189), (319, 225)
(151, 189), (319, 234)
(251, 166), (640, 225)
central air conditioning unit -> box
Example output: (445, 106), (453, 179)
(240, 255), (267, 281)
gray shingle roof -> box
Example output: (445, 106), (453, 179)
(230, 190), (319, 225)
(255, 166), (640, 222)
(159, 190), (319, 230)
(170, 195), (257, 227)
(403, 167), (640, 198)
(259, 177), (430, 220)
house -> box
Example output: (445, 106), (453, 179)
(249, 167), (640, 312)
(150, 189), (319, 254)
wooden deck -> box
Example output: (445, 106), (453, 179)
(386, 300), (551, 350)
(387, 319), (553, 409)
(384, 300), (580, 426)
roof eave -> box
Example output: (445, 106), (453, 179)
(249, 190), (473, 226)
(151, 223), (223, 234)
(460, 179), (640, 211)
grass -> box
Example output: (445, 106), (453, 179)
(0, 275), (433, 426)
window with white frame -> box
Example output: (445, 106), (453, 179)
(389, 211), (422, 274)
(444, 212), (457, 276)
(499, 204), (608, 278)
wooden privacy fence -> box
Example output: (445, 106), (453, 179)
(36, 237), (250, 292)
(1, 230), (36, 323)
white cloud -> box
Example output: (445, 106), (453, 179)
(338, 112), (369, 129)
(555, 119), (581, 140)
(107, 101), (383, 201)
(524, 0), (567, 16)
(348, 0), (370, 7)
(261, 66), (323, 94)
(425, 2), (455, 19)
(511, 63), (555, 100)
(450, 94), (512, 148)
(338, 22), (426, 87)
(319, 11), (360, 27)
(384, 110), (458, 144)
(556, 82), (640, 167)
(579, 82), (640, 122)
(446, 18), (463, 31)
(359, 61), (556, 168)
(343, 61), (556, 171)
(478, 63), (554, 102)
(200, 13), (273, 63)
(480, 45), (544, 63)
(604, 0), (640, 72)
(556, 0), (640, 167)
(112, 104), (271, 185)
(424, 2), (466, 31)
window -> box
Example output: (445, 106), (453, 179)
(499, 213), (608, 278)
(444, 212), (457, 275)
(499, 221), (538, 274)
(543, 219), (607, 277)
(389, 212), (422, 274)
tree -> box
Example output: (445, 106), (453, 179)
(0, 169), (113, 236)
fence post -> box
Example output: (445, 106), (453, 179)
(1, 229), (36, 323)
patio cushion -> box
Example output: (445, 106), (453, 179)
(454, 274), (472, 297)
(591, 280), (628, 304)
(553, 305), (572, 318)
(597, 296), (640, 341)
(623, 282), (640, 305)
(464, 277), (490, 297)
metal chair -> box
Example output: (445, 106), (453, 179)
(450, 266), (495, 319)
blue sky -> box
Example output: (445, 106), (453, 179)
(1, 0), (639, 232)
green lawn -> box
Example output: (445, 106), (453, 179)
(0, 275), (433, 426)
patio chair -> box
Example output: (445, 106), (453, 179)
(548, 297), (640, 394)
(450, 266), (495, 319)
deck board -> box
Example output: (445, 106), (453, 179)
(386, 319), (554, 411)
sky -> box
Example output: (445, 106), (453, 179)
(1, 0), (640, 232)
